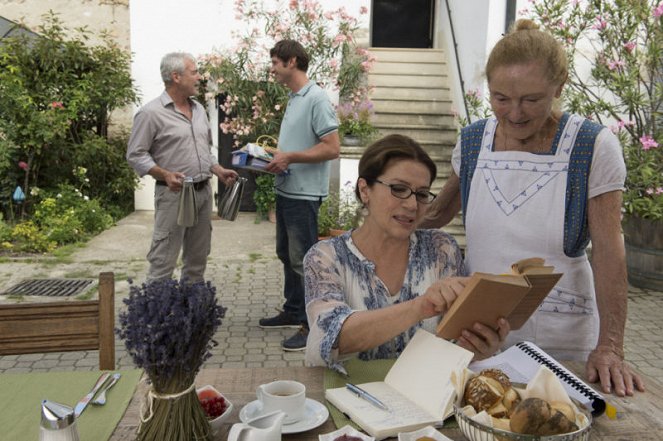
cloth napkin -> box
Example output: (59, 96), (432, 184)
(0, 369), (142, 441)
(177, 179), (198, 227)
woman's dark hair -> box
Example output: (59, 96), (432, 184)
(355, 134), (437, 200)
(269, 39), (310, 72)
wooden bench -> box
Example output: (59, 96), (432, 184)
(0, 272), (115, 370)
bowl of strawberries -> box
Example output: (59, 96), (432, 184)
(197, 385), (233, 433)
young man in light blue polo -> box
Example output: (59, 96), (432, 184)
(259, 40), (340, 351)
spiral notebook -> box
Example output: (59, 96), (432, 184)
(469, 341), (606, 416)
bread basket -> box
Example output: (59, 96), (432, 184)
(453, 399), (592, 441)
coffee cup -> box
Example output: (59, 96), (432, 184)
(256, 380), (306, 424)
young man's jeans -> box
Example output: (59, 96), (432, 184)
(275, 194), (320, 325)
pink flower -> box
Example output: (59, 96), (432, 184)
(359, 6), (368, 14)
(333, 34), (347, 45)
(657, 187), (663, 195)
(607, 59), (626, 70)
(640, 135), (659, 150)
(623, 41), (636, 53)
(289, 0), (298, 10)
(18, 161), (29, 171)
(654, 3), (663, 18)
(646, 188), (654, 195)
(51, 101), (64, 109)
(592, 16), (608, 31)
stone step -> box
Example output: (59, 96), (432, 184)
(372, 99), (453, 114)
(377, 126), (457, 144)
(372, 112), (456, 127)
(370, 48), (446, 63)
(371, 86), (450, 101)
(369, 74), (449, 88)
(371, 62), (448, 76)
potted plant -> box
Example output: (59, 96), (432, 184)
(253, 173), (276, 223)
(337, 100), (378, 146)
(318, 184), (363, 238)
(527, 0), (662, 289)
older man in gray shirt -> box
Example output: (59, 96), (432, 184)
(127, 52), (238, 283)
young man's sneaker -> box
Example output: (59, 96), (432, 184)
(258, 310), (300, 328)
(282, 326), (309, 351)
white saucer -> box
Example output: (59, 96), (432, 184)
(239, 398), (329, 434)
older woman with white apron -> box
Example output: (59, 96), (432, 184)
(422, 19), (644, 397)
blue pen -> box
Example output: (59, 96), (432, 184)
(346, 383), (389, 411)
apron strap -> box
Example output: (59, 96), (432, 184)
(459, 119), (488, 225)
(563, 118), (603, 257)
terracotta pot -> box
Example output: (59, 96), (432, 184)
(328, 228), (346, 237)
(268, 208), (277, 223)
(623, 216), (663, 290)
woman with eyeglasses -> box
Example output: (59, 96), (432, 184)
(303, 134), (509, 370)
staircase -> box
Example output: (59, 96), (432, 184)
(365, 47), (466, 246)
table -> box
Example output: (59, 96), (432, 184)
(110, 363), (663, 440)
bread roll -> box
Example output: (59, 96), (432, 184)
(464, 369), (520, 417)
(464, 375), (504, 412)
(510, 397), (579, 436)
(480, 368), (512, 390)
(509, 397), (552, 434)
(549, 400), (576, 421)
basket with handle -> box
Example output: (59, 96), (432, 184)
(254, 135), (278, 154)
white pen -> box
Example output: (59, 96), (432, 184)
(346, 383), (389, 411)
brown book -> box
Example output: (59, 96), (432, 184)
(436, 258), (562, 340)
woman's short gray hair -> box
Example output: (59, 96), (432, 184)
(160, 52), (195, 84)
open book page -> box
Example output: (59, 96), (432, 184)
(325, 382), (440, 439)
(385, 329), (474, 419)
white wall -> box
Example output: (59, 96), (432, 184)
(130, 0), (370, 209)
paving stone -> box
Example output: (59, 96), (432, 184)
(2, 211), (662, 388)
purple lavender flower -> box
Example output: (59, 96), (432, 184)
(116, 279), (226, 391)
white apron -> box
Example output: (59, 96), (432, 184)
(464, 115), (598, 361)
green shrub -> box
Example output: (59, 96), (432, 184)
(11, 221), (56, 253)
(253, 174), (276, 221)
(0, 12), (138, 220)
(33, 184), (113, 245)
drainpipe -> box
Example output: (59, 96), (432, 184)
(444, 0), (469, 121)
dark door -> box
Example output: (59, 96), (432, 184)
(372, 0), (435, 48)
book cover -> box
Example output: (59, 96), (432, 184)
(324, 330), (473, 440)
(436, 258), (562, 340)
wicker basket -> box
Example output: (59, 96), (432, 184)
(454, 402), (592, 441)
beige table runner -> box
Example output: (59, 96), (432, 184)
(0, 369), (142, 441)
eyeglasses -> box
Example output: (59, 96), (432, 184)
(374, 179), (436, 204)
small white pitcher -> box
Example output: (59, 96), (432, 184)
(228, 410), (285, 441)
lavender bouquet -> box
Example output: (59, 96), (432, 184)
(116, 279), (226, 441)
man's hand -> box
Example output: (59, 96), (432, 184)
(265, 151), (291, 174)
(215, 166), (239, 185)
(164, 171), (186, 191)
(586, 345), (645, 396)
(212, 164), (239, 185)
